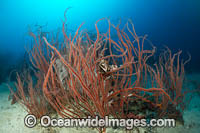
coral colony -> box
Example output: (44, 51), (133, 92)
(9, 10), (190, 132)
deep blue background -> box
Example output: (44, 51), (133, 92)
(0, 0), (200, 72)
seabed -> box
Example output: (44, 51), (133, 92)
(0, 73), (200, 133)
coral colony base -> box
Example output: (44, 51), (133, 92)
(9, 11), (191, 133)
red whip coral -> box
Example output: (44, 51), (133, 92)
(10, 11), (190, 132)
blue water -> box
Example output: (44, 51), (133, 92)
(0, 0), (200, 72)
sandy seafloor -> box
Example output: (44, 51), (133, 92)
(0, 73), (200, 133)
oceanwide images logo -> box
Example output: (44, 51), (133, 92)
(24, 114), (176, 129)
